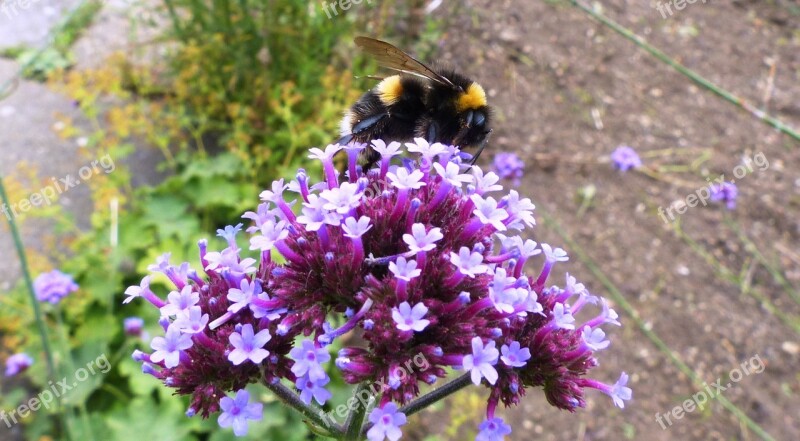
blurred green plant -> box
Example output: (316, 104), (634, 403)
(0, 0), (103, 81)
(0, 0), (456, 438)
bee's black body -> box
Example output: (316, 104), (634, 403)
(338, 37), (493, 168)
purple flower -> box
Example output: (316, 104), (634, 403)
(402, 223), (443, 252)
(610, 372), (633, 408)
(296, 374), (332, 405)
(367, 403), (407, 441)
(218, 389), (263, 436)
(124, 139), (630, 428)
(342, 216), (373, 238)
(227, 279), (262, 313)
(581, 326), (610, 351)
(150, 324), (193, 368)
(173, 307), (209, 334)
(228, 324), (271, 365)
(710, 182), (738, 210)
(471, 167), (503, 194)
(124, 317), (145, 336)
(462, 337), (499, 385)
(4, 353), (33, 377)
(387, 167), (426, 190)
(392, 301), (430, 332)
(493, 152), (524, 186)
(500, 341), (531, 368)
(450, 247), (489, 277)
(249, 220), (289, 252)
(320, 182), (363, 214)
(476, 417), (512, 441)
(610, 145), (642, 171)
(160, 285), (199, 317)
(123, 276), (147, 303)
(289, 340), (330, 382)
(471, 195), (508, 231)
(33, 270), (78, 304)
(388, 257), (421, 281)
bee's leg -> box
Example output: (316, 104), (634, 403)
(352, 114), (386, 134)
(426, 121), (438, 143)
(336, 134), (354, 145)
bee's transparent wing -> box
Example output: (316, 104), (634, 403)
(355, 36), (460, 90)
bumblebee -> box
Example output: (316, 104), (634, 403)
(338, 36), (492, 168)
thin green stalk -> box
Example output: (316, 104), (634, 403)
(0, 177), (57, 383)
(0, 176), (64, 435)
(671, 221), (800, 334)
(262, 378), (344, 438)
(343, 383), (371, 441)
(539, 207), (776, 441)
(568, 0), (800, 142)
(55, 310), (96, 441)
(725, 217), (800, 306)
(360, 373), (473, 437)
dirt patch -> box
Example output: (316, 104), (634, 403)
(414, 1), (800, 440)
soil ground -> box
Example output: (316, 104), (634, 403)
(411, 1), (800, 440)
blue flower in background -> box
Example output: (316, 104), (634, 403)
(610, 145), (642, 171)
(33, 269), (78, 304)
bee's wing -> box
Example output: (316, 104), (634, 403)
(355, 36), (460, 90)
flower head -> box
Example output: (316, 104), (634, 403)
(218, 389), (263, 436)
(367, 403), (407, 441)
(476, 417), (512, 441)
(150, 324), (193, 368)
(228, 324), (271, 365)
(493, 152), (524, 186)
(462, 337), (499, 386)
(124, 140), (629, 430)
(5, 353), (33, 377)
(34, 270), (78, 304)
(124, 317), (145, 336)
(392, 301), (430, 332)
(710, 182), (738, 210)
(610, 145), (642, 171)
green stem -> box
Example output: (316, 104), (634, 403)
(361, 373), (473, 437)
(0, 176), (65, 435)
(262, 379), (344, 438)
(568, 0), (800, 142)
(0, 177), (57, 384)
(343, 383), (371, 441)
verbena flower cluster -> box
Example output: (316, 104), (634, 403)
(492, 152), (524, 186)
(34, 269), (78, 304)
(125, 139), (631, 440)
(610, 146), (642, 171)
(710, 182), (738, 210)
(4, 353), (33, 377)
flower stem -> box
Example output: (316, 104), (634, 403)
(0, 178), (57, 383)
(343, 383), (372, 441)
(0, 176), (65, 434)
(360, 373), (473, 437)
(262, 378), (344, 438)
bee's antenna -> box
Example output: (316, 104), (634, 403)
(469, 130), (493, 166)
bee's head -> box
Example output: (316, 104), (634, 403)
(454, 83), (492, 148)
